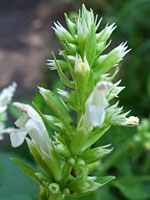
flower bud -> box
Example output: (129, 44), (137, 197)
(76, 158), (85, 166)
(75, 55), (91, 103)
(53, 140), (71, 158)
(63, 188), (70, 195)
(75, 55), (90, 77)
(39, 87), (72, 125)
(80, 145), (113, 164)
(68, 179), (100, 194)
(94, 42), (130, 78)
(53, 22), (74, 43)
(49, 183), (60, 194)
(68, 157), (76, 166)
(125, 116), (139, 127)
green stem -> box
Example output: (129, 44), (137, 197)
(61, 162), (71, 186)
(48, 193), (64, 200)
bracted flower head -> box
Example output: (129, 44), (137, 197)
(5, 5), (140, 200)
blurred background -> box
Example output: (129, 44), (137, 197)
(0, 0), (150, 200)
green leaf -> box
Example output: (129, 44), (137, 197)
(97, 176), (115, 186)
(39, 87), (73, 125)
(33, 102), (64, 131)
(80, 145), (113, 164)
(85, 24), (96, 66)
(113, 176), (150, 200)
(10, 157), (40, 185)
(0, 152), (38, 199)
(65, 13), (77, 36)
(52, 53), (75, 89)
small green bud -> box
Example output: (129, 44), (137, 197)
(68, 179), (100, 194)
(68, 157), (76, 165)
(76, 158), (85, 166)
(53, 140), (71, 158)
(49, 183), (60, 194)
(75, 55), (90, 103)
(75, 55), (90, 75)
(53, 22), (74, 43)
(39, 87), (72, 125)
(63, 188), (70, 195)
(80, 145), (113, 164)
(94, 43), (130, 78)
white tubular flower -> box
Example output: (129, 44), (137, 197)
(80, 81), (112, 131)
(125, 116), (139, 127)
(10, 102), (51, 151)
(0, 82), (17, 112)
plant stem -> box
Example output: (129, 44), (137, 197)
(48, 193), (65, 200)
(61, 162), (71, 186)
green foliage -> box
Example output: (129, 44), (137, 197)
(0, 152), (38, 200)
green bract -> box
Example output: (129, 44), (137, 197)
(9, 5), (138, 200)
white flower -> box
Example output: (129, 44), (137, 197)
(125, 116), (139, 127)
(79, 81), (112, 132)
(0, 82), (17, 140)
(10, 102), (51, 151)
(85, 81), (112, 127)
(0, 82), (17, 112)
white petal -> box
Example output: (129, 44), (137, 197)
(0, 105), (7, 113)
(26, 105), (42, 122)
(15, 114), (29, 128)
(88, 105), (105, 127)
(0, 82), (17, 107)
(13, 102), (41, 123)
(92, 89), (108, 107)
(86, 82), (110, 108)
(25, 119), (50, 151)
(10, 128), (28, 147)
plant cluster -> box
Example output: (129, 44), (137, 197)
(7, 5), (138, 200)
